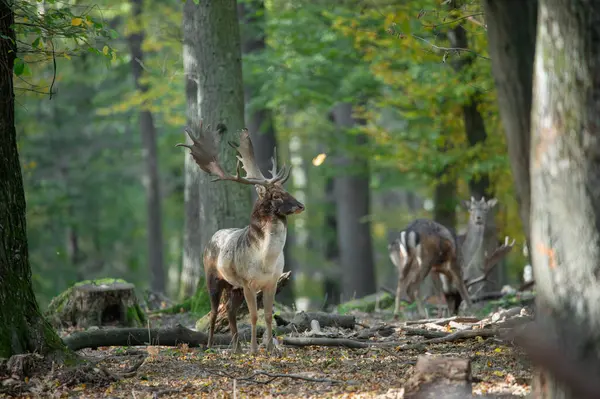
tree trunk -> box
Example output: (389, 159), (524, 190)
(179, 0), (202, 299)
(238, 0), (294, 305)
(530, 1), (600, 397)
(323, 176), (341, 307)
(447, 17), (500, 291)
(431, 174), (457, 300)
(127, 0), (165, 293)
(0, 1), (67, 358)
(482, 0), (537, 250)
(331, 103), (376, 301)
(195, 0), (251, 260)
(433, 177), (457, 230)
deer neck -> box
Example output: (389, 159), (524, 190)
(248, 205), (288, 259)
(461, 223), (485, 273)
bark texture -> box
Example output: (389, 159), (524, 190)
(195, 0), (251, 264)
(128, 0), (165, 293)
(0, 1), (67, 358)
(180, 0), (202, 299)
(238, 0), (294, 305)
(331, 103), (376, 301)
(530, 1), (600, 397)
(482, 0), (537, 249)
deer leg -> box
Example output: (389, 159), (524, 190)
(449, 267), (473, 310)
(261, 282), (277, 353)
(227, 288), (244, 353)
(431, 271), (448, 318)
(413, 287), (429, 319)
(242, 285), (259, 354)
(394, 275), (404, 320)
(207, 276), (224, 349)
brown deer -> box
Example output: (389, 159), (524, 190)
(177, 121), (305, 354)
(389, 218), (472, 319)
(389, 197), (514, 318)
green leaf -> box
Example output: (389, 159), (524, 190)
(14, 58), (25, 76)
(32, 37), (41, 48)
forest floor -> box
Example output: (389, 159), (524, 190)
(3, 309), (533, 399)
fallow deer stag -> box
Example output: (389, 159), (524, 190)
(177, 122), (305, 354)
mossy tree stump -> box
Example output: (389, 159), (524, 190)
(46, 279), (146, 329)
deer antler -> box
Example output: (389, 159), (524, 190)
(466, 236), (516, 288)
(177, 121), (268, 186)
(267, 147), (292, 184)
(177, 121), (291, 186)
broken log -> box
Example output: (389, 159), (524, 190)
(195, 271), (291, 332)
(404, 355), (472, 399)
(63, 323), (237, 351)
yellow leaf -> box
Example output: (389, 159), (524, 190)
(312, 153), (327, 166)
(71, 18), (83, 27)
(102, 46), (109, 55)
(493, 370), (505, 377)
(494, 347), (502, 353)
(64, 53), (71, 60)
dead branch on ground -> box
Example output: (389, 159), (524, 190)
(206, 368), (345, 385)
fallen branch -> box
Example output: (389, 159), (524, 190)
(205, 368), (346, 388)
(282, 337), (370, 349)
(405, 316), (480, 326)
(62, 323), (237, 351)
(402, 327), (448, 339)
(400, 328), (502, 351)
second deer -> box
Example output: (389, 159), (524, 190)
(177, 122), (304, 354)
(390, 197), (515, 318)
(389, 218), (472, 319)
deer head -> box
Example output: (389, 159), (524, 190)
(462, 196), (497, 226)
(176, 121), (304, 217)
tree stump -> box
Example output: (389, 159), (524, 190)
(46, 279), (146, 329)
(404, 355), (472, 398)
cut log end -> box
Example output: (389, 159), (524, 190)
(404, 355), (472, 398)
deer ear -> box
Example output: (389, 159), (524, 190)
(487, 198), (498, 208)
(255, 185), (267, 198)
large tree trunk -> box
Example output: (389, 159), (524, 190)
(482, 0), (537, 251)
(323, 177), (341, 307)
(331, 103), (376, 301)
(447, 18), (500, 290)
(127, 0), (165, 293)
(238, 0), (294, 305)
(179, 0), (202, 299)
(530, 1), (600, 397)
(0, 1), (67, 358)
(195, 0), (251, 259)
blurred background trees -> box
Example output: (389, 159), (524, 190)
(14, 0), (528, 310)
